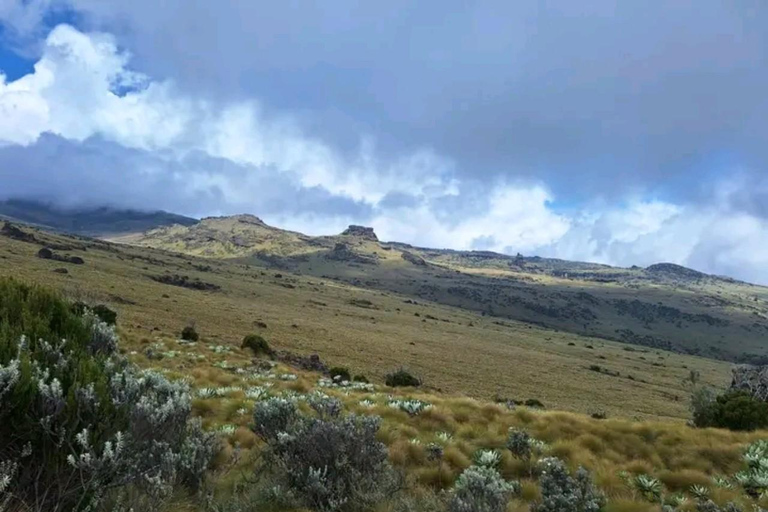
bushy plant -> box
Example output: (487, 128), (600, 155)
(691, 388), (768, 431)
(448, 465), (519, 512)
(532, 458), (605, 512)
(507, 428), (533, 461)
(696, 501), (743, 512)
(252, 397), (300, 442)
(181, 325), (200, 341)
(329, 366), (352, 382)
(735, 440), (768, 498)
(257, 410), (399, 511)
(72, 302), (118, 326)
(241, 334), (273, 357)
(0, 279), (219, 511)
(385, 368), (421, 387)
(633, 474), (663, 502)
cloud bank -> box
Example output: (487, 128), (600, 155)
(0, 13), (767, 284)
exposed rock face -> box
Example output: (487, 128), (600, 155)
(731, 365), (768, 401)
(341, 225), (378, 241)
(1, 222), (36, 242)
(401, 250), (426, 266)
(325, 242), (378, 264)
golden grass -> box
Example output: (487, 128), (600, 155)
(2, 227), (766, 511)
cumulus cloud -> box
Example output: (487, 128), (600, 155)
(0, 21), (767, 284)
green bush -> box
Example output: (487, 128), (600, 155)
(241, 334), (273, 357)
(353, 374), (369, 383)
(691, 389), (768, 431)
(330, 366), (352, 382)
(0, 278), (219, 511)
(181, 325), (199, 341)
(71, 302), (118, 325)
(385, 368), (421, 388)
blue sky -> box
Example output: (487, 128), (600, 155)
(1, 1), (768, 283)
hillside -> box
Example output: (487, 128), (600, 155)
(0, 219), (735, 420)
(0, 198), (197, 236)
(115, 214), (768, 363)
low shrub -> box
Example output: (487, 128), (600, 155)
(531, 457), (605, 512)
(386, 368), (421, 387)
(241, 334), (273, 357)
(182, 325), (200, 341)
(0, 278), (219, 511)
(71, 302), (118, 325)
(448, 465), (519, 512)
(691, 388), (768, 431)
(353, 374), (369, 383)
(253, 400), (399, 511)
(330, 366), (352, 382)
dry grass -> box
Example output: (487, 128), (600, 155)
(0, 228), (733, 421)
(1, 227), (765, 511)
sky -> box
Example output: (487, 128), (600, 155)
(1, 1), (767, 284)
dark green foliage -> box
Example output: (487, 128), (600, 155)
(72, 302), (117, 326)
(0, 278), (218, 510)
(241, 334), (273, 357)
(691, 388), (768, 431)
(181, 325), (199, 341)
(385, 368), (421, 387)
(712, 391), (768, 431)
(353, 374), (369, 383)
(330, 366), (352, 382)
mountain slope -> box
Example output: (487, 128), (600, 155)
(118, 215), (768, 363)
(0, 199), (197, 236)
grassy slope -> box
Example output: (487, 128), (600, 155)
(1, 223), (732, 421)
(121, 215), (768, 363)
(4, 224), (768, 511)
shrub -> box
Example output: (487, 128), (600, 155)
(735, 440), (768, 497)
(241, 334), (273, 357)
(448, 465), (519, 512)
(352, 374), (369, 383)
(71, 302), (118, 325)
(330, 366), (352, 382)
(531, 457), (605, 512)
(385, 368), (421, 387)
(258, 410), (398, 511)
(507, 429), (532, 461)
(252, 397), (300, 442)
(181, 325), (199, 341)
(691, 389), (768, 431)
(0, 278), (219, 511)
(690, 386), (718, 428)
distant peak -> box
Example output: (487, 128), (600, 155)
(202, 214), (266, 225)
(341, 225), (378, 241)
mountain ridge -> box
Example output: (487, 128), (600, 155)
(110, 213), (768, 363)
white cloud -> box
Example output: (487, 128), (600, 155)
(0, 23), (767, 284)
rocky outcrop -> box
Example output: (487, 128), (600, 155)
(341, 225), (378, 241)
(325, 242), (378, 264)
(1, 222), (36, 243)
(401, 250), (427, 266)
(731, 365), (768, 401)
